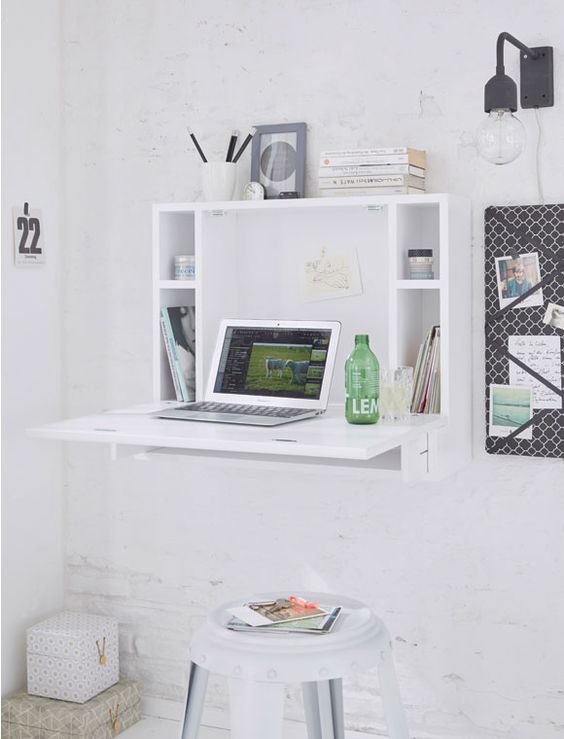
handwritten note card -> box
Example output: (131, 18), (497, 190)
(508, 336), (562, 409)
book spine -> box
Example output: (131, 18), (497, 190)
(320, 147), (413, 158)
(320, 152), (426, 167)
(411, 326), (436, 412)
(160, 308), (190, 401)
(318, 163), (425, 177)
(412, 326), (440, 413)
(429, 329), (441, 413)
(319, 174), (424, 190)
(410, 342), (426, 412)
(320, 186), (425, 197)
(160, 315), (182, 401)
(420, 341), (435, 412)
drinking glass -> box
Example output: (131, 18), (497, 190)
(380, 366), (413, 421)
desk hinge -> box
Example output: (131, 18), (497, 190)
(419, 447), (430, 474)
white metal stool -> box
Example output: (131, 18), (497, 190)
(180, 593), (409, 739)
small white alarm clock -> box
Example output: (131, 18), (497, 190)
(242, 182), (265, 200)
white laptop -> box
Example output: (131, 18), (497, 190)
(158, 318), (341, 426)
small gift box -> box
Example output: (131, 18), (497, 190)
(27, 612), (119, 703)
(1, 680), (141, 738)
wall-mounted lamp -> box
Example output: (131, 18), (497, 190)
(478, 33), (554, 165)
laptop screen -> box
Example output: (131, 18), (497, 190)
(213, 326), (333, 400)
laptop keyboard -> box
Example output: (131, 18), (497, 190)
(179, 402), (309, 418)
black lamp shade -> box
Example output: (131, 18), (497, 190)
(484, 73), (518, 112)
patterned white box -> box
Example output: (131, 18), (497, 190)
(27, 611), (119, 704)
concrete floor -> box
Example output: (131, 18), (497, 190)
(122, 717), (227, 738)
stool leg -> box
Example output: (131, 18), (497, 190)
(329, 679), (345, 739)
(377, 646), (410, 739)
(303, 681), (323, 739)
(317, 681), (335, 738)
(228, 678), (284, 739)
(302, 680), (344, 739)
(180, 662), (208, 739)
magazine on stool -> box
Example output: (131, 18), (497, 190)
(225, 595), (342, 635)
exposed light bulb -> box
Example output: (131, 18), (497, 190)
(477, 109), (526, 165)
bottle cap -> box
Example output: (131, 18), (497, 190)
(355, 334), (369, 342)
(408, 249), (433, 257)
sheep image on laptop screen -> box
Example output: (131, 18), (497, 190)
(246, 343), (317, 394)
(265, 357), (286, 378)
(285, 359), (309, 384)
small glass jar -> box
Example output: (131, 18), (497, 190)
(174, 254), (195, 280)
(380, 366), (414, 421)
(407, 249), (433, 279)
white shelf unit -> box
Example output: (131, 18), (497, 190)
(149, 193), (471, 479)
(31, 194), (470, 482)
(152, 208), (198, 402)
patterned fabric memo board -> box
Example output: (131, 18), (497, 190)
(484, 204), (564, 458)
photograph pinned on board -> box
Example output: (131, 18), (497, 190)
(489, 384), (533, 440)
(542, 302), (564, 330)
(495, 252), (543, 310)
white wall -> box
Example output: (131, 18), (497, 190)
(60, 1), (563, 737)
(1, 0), (65, 695)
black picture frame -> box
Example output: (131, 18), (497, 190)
(250, 123), (306, 199)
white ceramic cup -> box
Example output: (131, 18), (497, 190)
(202, 162), (237, 201)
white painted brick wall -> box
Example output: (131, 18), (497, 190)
(60, 1), (564, 737)
(2, 0), (65, 694)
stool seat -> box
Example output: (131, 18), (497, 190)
(190, 592), (388, 683)
(181, 592), (409, 739)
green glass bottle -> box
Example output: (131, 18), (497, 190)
(345, 334), (380, 424)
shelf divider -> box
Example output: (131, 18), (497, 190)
(396, 279), (442, 290)
(159, 279), (198, 290)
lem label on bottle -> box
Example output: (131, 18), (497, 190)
(345, 334), (380, 424)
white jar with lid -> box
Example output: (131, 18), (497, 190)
(174, 254), (195, 280)
(407, 249), (433, 279)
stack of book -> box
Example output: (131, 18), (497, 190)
(411, 325), (440, 414)
(318, 147), (426, 197)
(225, 596), (342, 635)
(160, 306), (196, 402)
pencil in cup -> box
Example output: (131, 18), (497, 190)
(187, 129), (207, 162)
(232, 127), (256, 163)
(226, 130), (239, 162)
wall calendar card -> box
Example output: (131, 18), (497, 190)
(13, 203), (45, 265)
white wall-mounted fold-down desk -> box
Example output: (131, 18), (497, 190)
(31, 193), (471, 483)
(30, 403), (445, 482)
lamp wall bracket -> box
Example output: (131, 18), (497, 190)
(520, 46), (554, 108)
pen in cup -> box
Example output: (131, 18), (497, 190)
(187, 128), (207, 162)
(232, 127), (256, 163)
(226, 130), (239, 162)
